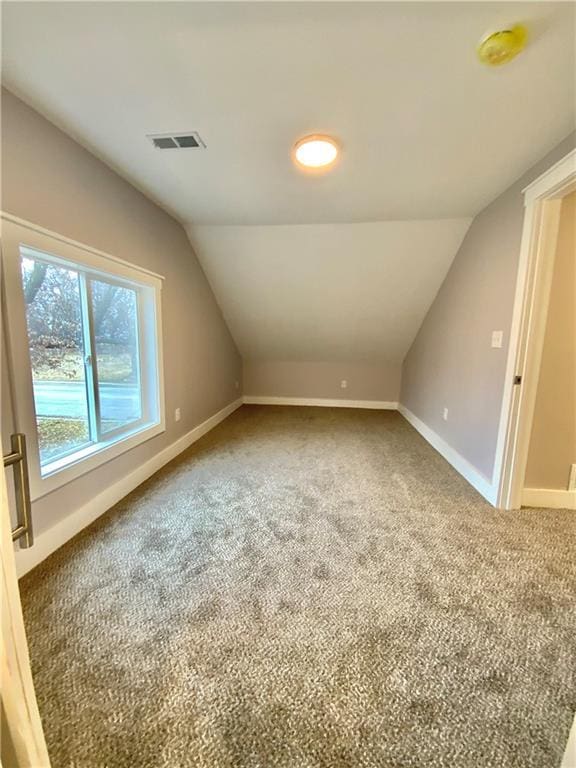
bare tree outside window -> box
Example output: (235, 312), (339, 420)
(21, 256), (143, 463)
(22, 257), (90, 461)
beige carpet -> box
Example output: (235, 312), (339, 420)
(20, 406), (576, 768)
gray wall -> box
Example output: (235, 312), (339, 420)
(244, 361), (401, 402)
(400, 131), (576, 482)
(525, 192), (576, 490)
(1, 89), (242, 537)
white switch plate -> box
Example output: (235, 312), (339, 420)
(340, 380), (348, 389)
(491, 330), (503, 348)
(175, 408), (181, 422)
(443, 407), (448, 421)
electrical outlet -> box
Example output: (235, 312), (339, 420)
(235, 380), (239, 390)
(174, 408), (181, 422)
(569, 464), (576, 491)
(443, 407), (448, 421)
(340, 380), (348, 389)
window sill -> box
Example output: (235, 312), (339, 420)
(31, 419), (165, 501)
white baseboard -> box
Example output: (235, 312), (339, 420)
(522, 487), (576, 510)
(243, 396), (398, 410)
(15, 398), (243, 578)
(398, 404), (497, 505)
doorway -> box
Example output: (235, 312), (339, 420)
(523, 191), (575, 508)
(495, 148), (576, 510)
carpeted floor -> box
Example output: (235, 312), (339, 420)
(20, 406), (576, 768)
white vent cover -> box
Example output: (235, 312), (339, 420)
(147, 132), (206, 150)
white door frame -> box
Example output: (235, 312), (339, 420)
(1, 250), (50, 765)
(1, 446), (50, 766)
(493, 148), (576, 510)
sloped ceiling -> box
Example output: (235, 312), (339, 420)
(2, 2), (574, 366)
(188, 220), (471, 362)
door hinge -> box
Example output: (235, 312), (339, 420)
(514, 375), (522, 385)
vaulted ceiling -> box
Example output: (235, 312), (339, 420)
(2, 2), (574, 363)
(189, 220), (471, 363)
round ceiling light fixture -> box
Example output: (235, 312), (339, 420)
(293, 134), (339, 171)
(477, 24), (527, 66)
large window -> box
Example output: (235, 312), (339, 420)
(21, 248), (153, 472)
(2, 217), (164, 498)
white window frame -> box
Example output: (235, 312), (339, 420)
(1, 213), (166, 501)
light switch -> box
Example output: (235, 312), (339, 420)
(491, 330), (503, 348)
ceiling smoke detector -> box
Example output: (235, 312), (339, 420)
(477, 25), (528, 66)
(147, 132), (206, 150)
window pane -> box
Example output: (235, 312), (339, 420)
(90, 280), (142, 433)
(20, 254), (91, 465)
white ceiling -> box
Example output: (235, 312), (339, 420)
(188, 220), (471, 362)
(2, 2), (574, 226)
(2, 3), (573, 367)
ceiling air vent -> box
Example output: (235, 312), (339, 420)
(147, 132), (206, 150)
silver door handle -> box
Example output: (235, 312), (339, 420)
(3, 433), (34, 548)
